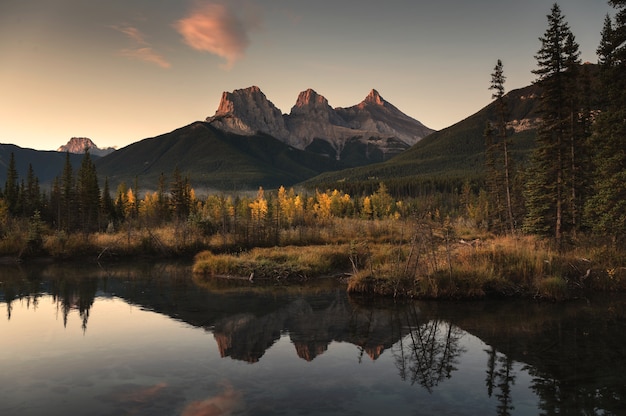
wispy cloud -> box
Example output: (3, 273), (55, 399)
(119, 47), (171, 69)
(174, 2), (259, 70)
(111, 25), (171, 69)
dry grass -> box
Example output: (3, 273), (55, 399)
(2, 214), (625, 300)
(347, 232), (626, 299)
(193, 245), (352, 280)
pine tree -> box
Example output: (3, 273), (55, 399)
(170, 167), (191, 220)
(486, 59), (515, 234)
(584, 1), (626, 242)
(524, 4), (581, 243)
(60, 152), (76, 231)
(4, 152), (19, 215)
(23, 164), (41, 217)
(76, 150), (101, 232)
(561, 31), (588, 236)
(156, 173), (170, 223)
(100, 177), (116, 227)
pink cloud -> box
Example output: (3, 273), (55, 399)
(119, 47), (171, 69)
(111, 25), (147, 45)
(174, 2), (256, 69)
(112, 25), (171, 69)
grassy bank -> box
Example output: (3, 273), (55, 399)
(192, 224), (626, 301)
(0, 224), (210, 261)
(4, 214), (626, 301)
(192, 245), (352, 281)
(346, 235), (626, 300)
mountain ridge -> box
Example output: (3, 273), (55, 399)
(207, 86), (434, 162)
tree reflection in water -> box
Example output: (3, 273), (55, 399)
(485, 346), (516, 416)
(391, 304), (466, 392)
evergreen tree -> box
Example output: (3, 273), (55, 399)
(156, 173), (170, 223)
(114, 182), (128, 221)
(561, 31), (589, 236)
(76, 150), (101, 232)
(485, 59), (515, 234)
(4, 152), (19, 215)
(48, 177), (61, 228)
(584, 1), (626, 242)
(524, 4), (581, 243)
(60, 152), (76, 231)
(24, 164), (41, 217)
(170, 167), (191, 220)
(100, 177), (116, 227)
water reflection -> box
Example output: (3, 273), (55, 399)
(1, 262), (625, 415)
(392, 310), (465, 392)
(485, 346), (516, 416)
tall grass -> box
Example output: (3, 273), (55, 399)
(347, 230), (626, 300)
(193, 245), (352, 280)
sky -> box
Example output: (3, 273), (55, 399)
(0, 0), (614, 151)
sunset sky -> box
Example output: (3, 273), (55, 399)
(0, 0), (613, 151)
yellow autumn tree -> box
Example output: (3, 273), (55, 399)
(125, 188), (137, 219)
(362, 196), (373, 219)
(139, 191), (160, 225)
(277, 186), (296, 226)
(313, 190), (332, 221)
(249, 187), (268, 223)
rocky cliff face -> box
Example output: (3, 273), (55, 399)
(57, 137), (115, 157)
(207, 86), (290, 140)
(207, 86), (434, 162)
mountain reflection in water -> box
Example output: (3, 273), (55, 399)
(1, 261), (625, 415)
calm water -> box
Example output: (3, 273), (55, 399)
(0, 262), (625, 416)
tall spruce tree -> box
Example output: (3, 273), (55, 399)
(584, 1), (626, 242)
(524, 4), (581, 243)
(562, 31), (588, 236)
(485, 59), (515, 234)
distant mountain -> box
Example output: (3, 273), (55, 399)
(0, 144), (86, 187)
(57, 137), (115, 157)
(207, 86), (434, 165)
(94, 122), (344, 192)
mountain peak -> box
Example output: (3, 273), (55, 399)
(291, 89), (331, 115)
(57, 137), (115, 157)
(295, 89), (328, 107)
(208, 86), (434, 160)
(208, 85), (290, 139)
(215, 85), (266, 116)
(363, 89), (385, 106)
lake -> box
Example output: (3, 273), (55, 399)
(1, 261), (624, 416)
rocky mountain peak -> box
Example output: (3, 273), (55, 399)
(207, 86), (435, 161)
(208, 85), (290, 139)
(292, 89), (329, 112)
(57, 137), (115, 157)
(214, 85), (265, 116)
(363, 89), (385, 106)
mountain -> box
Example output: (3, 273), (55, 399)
(207, 86), (434, 166)
(303, 83), (544, 194)
(0, 144), (86, 187)
(57, 137), (116, 157)
(304, 63), (602, 195)
(94, 122), (344, 192)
